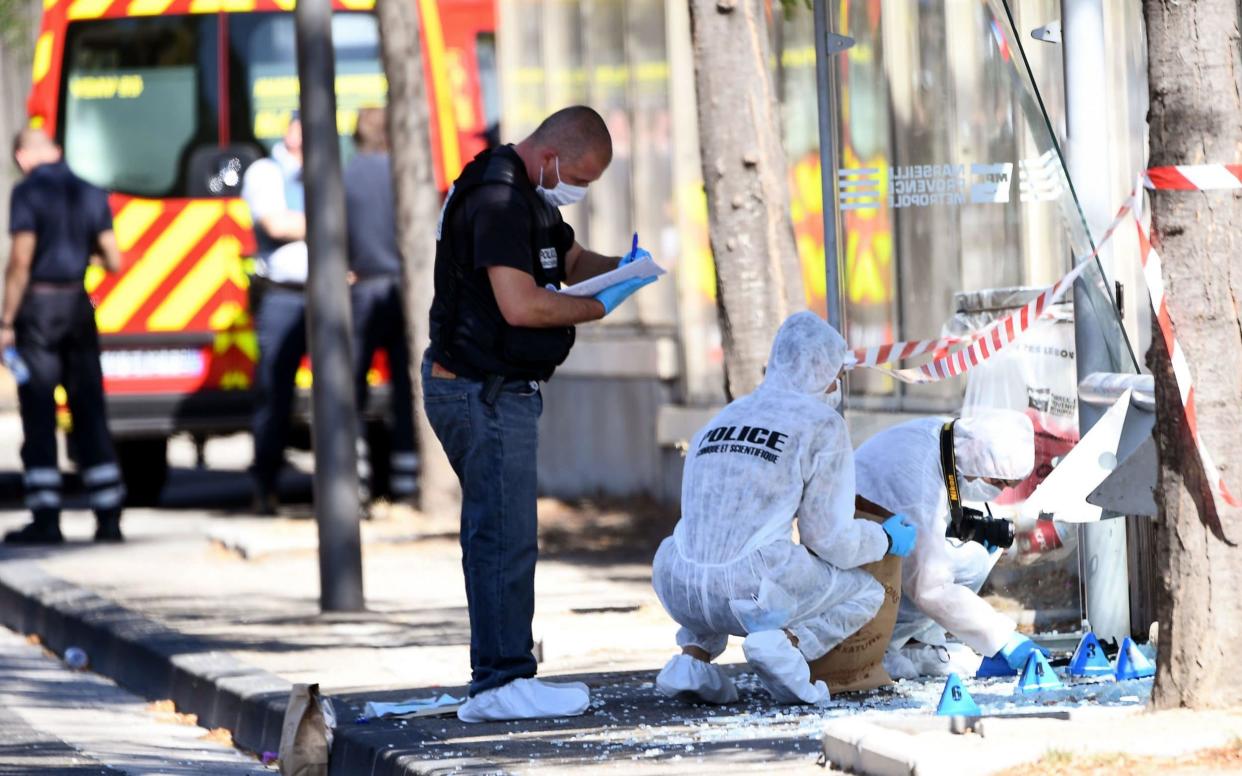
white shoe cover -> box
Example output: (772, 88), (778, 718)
(655, 654), (739, 705)
(895, 643), (982, 678)
(457, 677), (590, 723)
(882, 648), (919, 681)
(741, 630), (830, 705)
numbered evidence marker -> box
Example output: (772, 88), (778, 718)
(936, 672), (982, 716)
(1069, 632), (1114, 678)
(1114, 636), (1156, 680)
(1015, 650), (1063, 694)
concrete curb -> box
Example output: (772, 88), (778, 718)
(0, 560), (290, 754)
(0, 560), (504, 775)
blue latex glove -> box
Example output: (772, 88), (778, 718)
(881, 514), (917, 557)
(997, 632), (1037, 671)
(619, 246), (651, 267)
(595, 275), (657, 315)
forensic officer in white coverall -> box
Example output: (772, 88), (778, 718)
(651, 312), (918, 705)
(854, 411), (1039, 678)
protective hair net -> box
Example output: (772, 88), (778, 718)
(954, 410), (1036, 479)
(854, 416), (1032, 658)
(762, 311), (850, 395)
(652, 313), (888, 663)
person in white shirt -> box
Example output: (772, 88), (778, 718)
(241, 115), (307, 514)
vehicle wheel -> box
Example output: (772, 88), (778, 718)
(116, 437), (169, 507)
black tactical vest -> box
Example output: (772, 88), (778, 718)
(429, 147), (575, 381)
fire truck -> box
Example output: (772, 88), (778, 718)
(25, 0), (497, 502)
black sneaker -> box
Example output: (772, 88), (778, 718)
(4, 522), (65, 545)
(251, 487), (279, 516)
(94, 519), (124, 543)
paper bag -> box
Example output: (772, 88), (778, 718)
(278, 683), (334, 776)
(808, 511), (902, 694)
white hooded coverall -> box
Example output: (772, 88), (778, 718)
(853, 411), (1034, 659)
(652, 312), (889, 663)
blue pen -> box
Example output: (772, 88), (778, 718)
(628, 232), (639, 264)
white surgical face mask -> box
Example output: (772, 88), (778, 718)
(536, 156), (587, 208)
(823, 380), (842, 409)
(960, 478), (1003, 502)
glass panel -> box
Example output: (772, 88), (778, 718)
(580, 0), (633, 321)
(61, 16), (215, 197)
(625, 0), (678, 327)
(229, 11), (386, 166)
(474, 32), (501, 141)
(822, 0), (1138, 635)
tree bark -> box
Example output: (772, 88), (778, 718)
(688, 0), (805, 399)
(376, 0), (459, 517)
(1144, 0), (1242, 709)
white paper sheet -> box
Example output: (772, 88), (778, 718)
(362, 693), (462, 720)
(558, 256), (666, 298)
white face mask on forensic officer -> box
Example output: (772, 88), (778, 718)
(823, 380), (842, 409)
(536, 156), (587, 208)
(960, 478), (1003, 502)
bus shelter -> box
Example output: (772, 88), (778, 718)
(810, 0), (1149, 645)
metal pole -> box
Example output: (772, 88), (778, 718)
(812, 0), (850, 417)
(812, 0), (844, 338)
(1061, 0), (1129, 642)
(295, 0), (364, 612)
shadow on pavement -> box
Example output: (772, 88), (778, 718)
(328, 667), (839, 771)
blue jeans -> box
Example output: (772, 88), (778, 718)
(421, 354), (542, 696)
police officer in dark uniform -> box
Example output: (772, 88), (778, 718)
(422, 106), (658, 723)
(343, 107), (417, 504)
(1, 128), (126, 543)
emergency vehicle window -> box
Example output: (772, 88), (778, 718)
(475, 33), (500, 148)
(60, 16), (215, 197)
(229, 12), (386, 166)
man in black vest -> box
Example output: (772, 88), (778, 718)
(424, 106), (656, 722)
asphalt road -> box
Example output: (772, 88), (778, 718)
(0, 624), (270, 775)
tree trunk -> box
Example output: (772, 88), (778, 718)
(688, 0), (805, 399)
(376, 0), (459, 517)
(1144, 0), (1242, 709)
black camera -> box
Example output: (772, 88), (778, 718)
(948, 506), (1015, 549)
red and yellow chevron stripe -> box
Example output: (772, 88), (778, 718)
(55, 0), (373, 21)
(91, 195), (256, 336)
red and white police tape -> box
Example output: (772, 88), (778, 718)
(847, 166), (1239, 508)
(1131, 187), (1238, 508)
(848, 198), (1133, 384)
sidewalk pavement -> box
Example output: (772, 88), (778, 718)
(0, 504), (1238, 774)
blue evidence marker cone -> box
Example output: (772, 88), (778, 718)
(1114, 636), (1156, 680)
(936, 673), (982, 716)
(1015, 649), (1063, 694)
(1069, 632), (1114, 678)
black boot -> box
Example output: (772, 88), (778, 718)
(252, 481), (279, 516)
(94, 509), (124, 543)
(5, 512), (64, 545)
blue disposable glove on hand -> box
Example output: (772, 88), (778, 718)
(882, 514), (917, 557)
(595, 275), (657, 315)
(619, 247), (651, 267)
(997, 632), (1037, 671)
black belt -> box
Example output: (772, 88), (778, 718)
(256, 277), (306, 292)
(28, 281), (83, 293)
